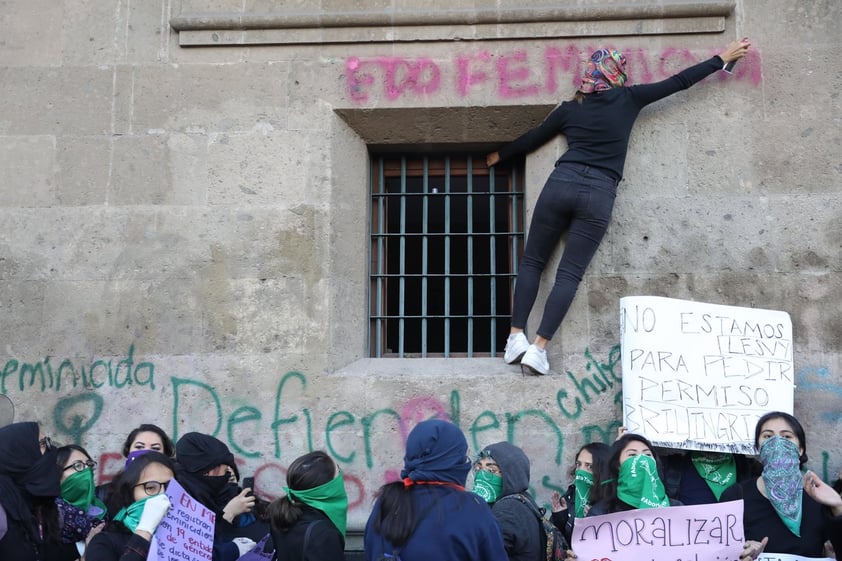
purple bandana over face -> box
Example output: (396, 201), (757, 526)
(760, 436), (803, 537)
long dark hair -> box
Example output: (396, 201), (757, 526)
(592, 433), (659, 510)
(121, 424), (175, 458)
(371, 481), (475, 548)
(754, 411), (808, 467)
(570, 442), (611, 503)
(105, 451), (175, 532)
(371, 481), (420, 547)
(268, 451), (336, 530)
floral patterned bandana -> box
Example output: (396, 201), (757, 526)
(690, 452), (737, 501)
(579, 49), (627, 93)
(760, 436), (803, 537)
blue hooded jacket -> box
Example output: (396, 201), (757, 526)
(364, 420), (508, 561)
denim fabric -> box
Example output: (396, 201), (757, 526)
(511, 163), (618, 340)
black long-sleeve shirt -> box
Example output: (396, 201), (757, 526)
(497, 56), (725, 182)
(722, 478), (842, 556)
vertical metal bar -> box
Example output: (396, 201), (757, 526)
(421, 157), (429, 358)
(488, 166), (497, 357)
(376, 157), (386, 357)
(444, 157), (451, 357)
(399, 157), (407, 357)
(466, 156), (474, 357)
(511, 166), (521, 300)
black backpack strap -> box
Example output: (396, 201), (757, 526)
(497, 492), (544, 520)
(302, 519), (324, 560)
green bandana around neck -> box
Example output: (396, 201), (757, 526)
(573, 470), (594, 518)
(284, 471), (348, 537)
(760, 436), (803, 537)
(61, 469), (107, 519)
(113, 494), (155, 533)
(472, 469), (503, 504)
(616, 454), (669, 509)
(690, 451), (737, 501)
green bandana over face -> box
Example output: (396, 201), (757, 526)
(573, 470), (594, 518)
(690, 452), (737, 501)
(473, 469), (503, 504)
(113, 495), (155, 533)
(285, 471), (348, 537)
(616, 455), (669, 509)
(61, 469), (107, 519)
(760, 436), (803, 537)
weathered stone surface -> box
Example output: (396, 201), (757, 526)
(1, 0), (841, 535)
(0, 0), (63, 66)
(130, 63), (288, 133)
(0, 67), (113, 135)
(0, 135), (56, 206)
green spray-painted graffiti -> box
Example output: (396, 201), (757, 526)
(8, 341), (839, 507)
(1, 345), (155, 394)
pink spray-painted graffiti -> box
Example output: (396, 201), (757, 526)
(345, 45), (763, 103)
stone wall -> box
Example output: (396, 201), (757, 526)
(1, 0), (840, 530)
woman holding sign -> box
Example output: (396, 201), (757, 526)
(89, 449), (256, 561)
(489, 39), (752, 375)
(86, 451), (176, 561)
(723, 412), (842, 560)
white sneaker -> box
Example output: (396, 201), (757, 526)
(503, 332), (530, 364)
(521, 344), (550, 375)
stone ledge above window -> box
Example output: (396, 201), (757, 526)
(170, 2), (734, 47)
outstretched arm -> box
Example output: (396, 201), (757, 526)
(629, 38), (752, 107)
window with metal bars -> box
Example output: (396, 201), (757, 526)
(369, 152), (524, 358)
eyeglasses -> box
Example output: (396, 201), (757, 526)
(134, 480), (170, 496)
(63, 460), (97, 473)
(39, 436), (53, 453)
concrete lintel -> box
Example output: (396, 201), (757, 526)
(178, 16), (726, 47)
(335, 105), (556, 145)
(171, 2), (734, 47)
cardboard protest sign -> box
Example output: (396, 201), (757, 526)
(572, 500), (744, 561)
(620, 296), (794, 453)
(757, 553), (833, 561)
(148, 478), (215, 561)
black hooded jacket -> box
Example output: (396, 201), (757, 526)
(482, 442), (543, 561)
(175, 432), (269, 543)
(0, 422), (77, 561)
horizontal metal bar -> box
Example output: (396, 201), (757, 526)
(371, 314), (512, 320)
(371, 272), (518, 278)
(372, 191), (523, 197)
(371, 232), (524, 238)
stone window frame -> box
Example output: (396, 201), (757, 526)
(368, 150), (525, 358)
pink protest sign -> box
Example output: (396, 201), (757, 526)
(148, 478), (216, 561)
(572, 500), (744, 561)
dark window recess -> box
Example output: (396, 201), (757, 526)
(369, 153), (524, 358)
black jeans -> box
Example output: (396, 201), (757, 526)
(511, 163), (618, 340)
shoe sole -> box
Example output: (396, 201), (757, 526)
(504, 350), (527, 365)
(520, 362), (549, 376)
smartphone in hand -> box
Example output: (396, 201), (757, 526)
(242, 476), (255, 496)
